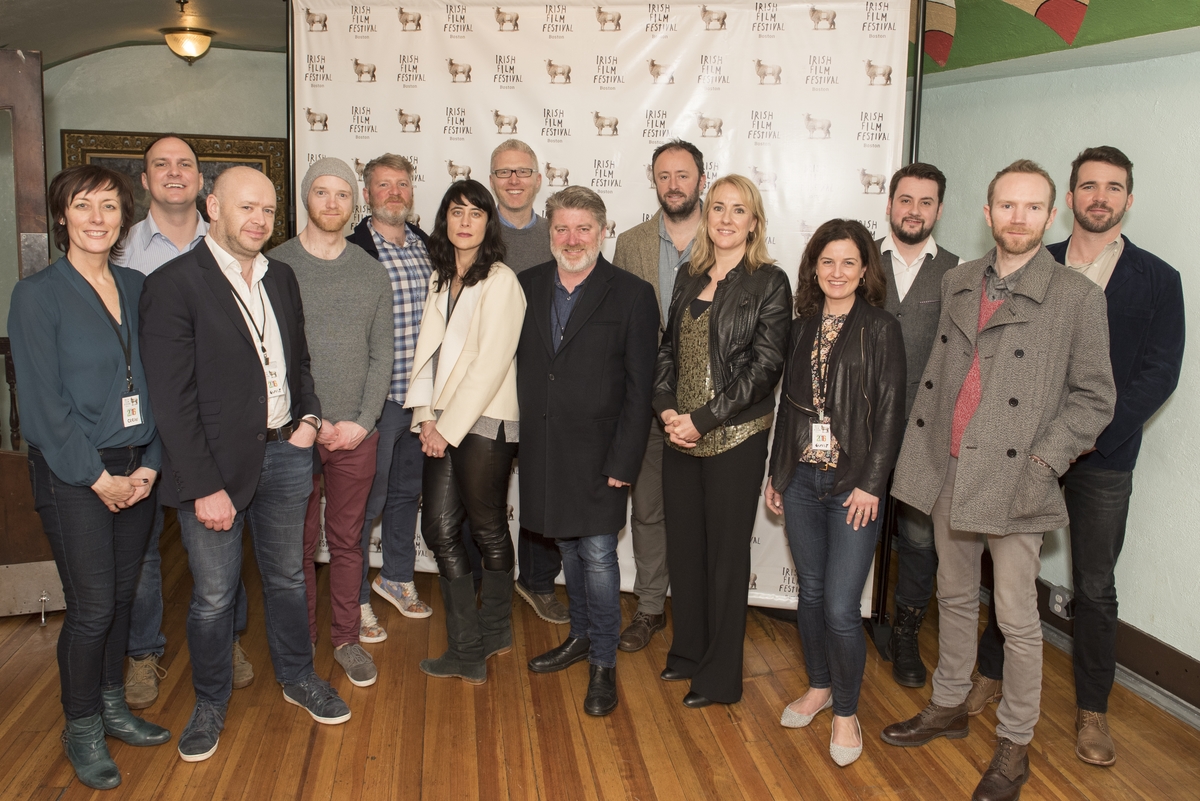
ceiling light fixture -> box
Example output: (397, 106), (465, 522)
(162, 27), (215, 65)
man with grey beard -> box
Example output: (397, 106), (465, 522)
(612, 139), (706, 652)
(345, 154), (434, 641)
(515, 187), (659, 717)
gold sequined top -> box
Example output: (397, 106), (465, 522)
(669, 303), (772, 457)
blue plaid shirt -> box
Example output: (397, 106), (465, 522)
(370, 220), (433, 404)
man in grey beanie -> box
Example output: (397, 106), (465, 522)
(268, 158), (393, 689)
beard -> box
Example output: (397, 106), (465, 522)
(1073, 202), (1126, 235)
(890, 216), (934, 247)
(309, 208), (352, 233)
(658, 186), (702, 222)
(551, 241), (601, 274)
(370, 200), (411, 228)
(991, 224), (1043, 258)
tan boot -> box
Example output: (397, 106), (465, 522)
(124, 654), (167, 709)
(1075, 709), (1116, 766)
(971, 737), (1029, 801)
(232, 640), (255, 689)
(966, 671), (1003, 716)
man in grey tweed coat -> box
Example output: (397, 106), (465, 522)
(881, 160), (1115, 801)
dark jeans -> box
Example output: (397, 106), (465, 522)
(662, 430), (769, 704)
(178, 440), (314, 705)
(359, 401), (424, 602)
(517, 527), (562, 594)
(127, 503), (249, 657)
(558, 532), (621, 668)
(420, 431), (517, 580)
(781, 464), (882, 717)
(29, 446), (156, 720)
(976, 462), (1133, 713)
(892, 500), (937, 611)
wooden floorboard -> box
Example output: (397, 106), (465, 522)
(2, 516), (1199, 800)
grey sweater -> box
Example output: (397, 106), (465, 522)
(500, 216), (553, 273)
(268, 238), (393, 434)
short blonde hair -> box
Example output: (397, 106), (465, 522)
(545, 185), (606, 229)
(688, 174), (773, 275)
(987, 159), (1055, 208)
(490, 139), (539, 171)
(362, 153), (415, 187)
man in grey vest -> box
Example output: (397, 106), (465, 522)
(611, 139), (706, 652)
(487, 139), (569, 626)
(878, 162), (960, 689)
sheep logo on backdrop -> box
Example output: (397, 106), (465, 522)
(293, 0), (913, 608)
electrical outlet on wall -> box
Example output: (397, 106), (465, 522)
(1048, 584), (1074, 620)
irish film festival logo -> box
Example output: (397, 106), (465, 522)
(592, 112), (619, 136)
(494, 54), (523, 87)
(752, 59), (781, 85)
(492, 109), (518, 134)
(445, 4), (473, 36)
(647, 60), (675, 84)
(542, 108), (571, 141)
(595, 7), (621, 31)
(809, 5), (836, 29)
(304, 108), (329, 131)
(546, 59), (572, 83)
(545, 163), (570, 186)
(699, 5), (727, 30)
(444, 107), (473, 141)
(543, 5), (573, 37)
(351, 58), (377, 82)
(397, 55), (426, 85)
(594, 56), (624, 89)
(397, 109), (421, 132)
(447, 58), (472, 82)
(349, 5), (377, 36)
(494, 7), (519, 30)
(397, 7), (422, 30)
(304, 8), (328, 31)
(350, 105), (377, 139)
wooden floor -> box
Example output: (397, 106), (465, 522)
(2, 517), (1198, 800)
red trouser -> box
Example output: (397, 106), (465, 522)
(304, 431), (379, 647)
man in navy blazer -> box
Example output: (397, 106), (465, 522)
(971, 147), (1185, 768)
(139, 167), (350, 764)
(516, 187), (659, 718)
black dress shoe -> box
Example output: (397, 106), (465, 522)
(683, 691), (713, 708)
(528, 637), (591, 673)
(583, 665), (618, 716)
(660, 667), (688, 682)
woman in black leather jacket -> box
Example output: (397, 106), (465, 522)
(652, 174), (791, 708)
(764, 219), (906, 766)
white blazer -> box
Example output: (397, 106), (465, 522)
(405, 262), (525, 446)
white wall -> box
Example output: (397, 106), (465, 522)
(43, 45), (287, 180)
(919, 49), (1200, 659)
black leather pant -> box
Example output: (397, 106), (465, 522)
(421, 430), (517, 580)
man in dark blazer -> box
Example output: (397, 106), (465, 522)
(971, 147), (1185, 769)
(517, 186), (659, 717)
(876, 162), (961, 690)
(140, 167), (350, 764)
(610, 139), (705, 652)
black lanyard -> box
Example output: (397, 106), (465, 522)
(85, 279), (134, 392)
(814, 315), (840, 419)
(231, 283), (271, 366)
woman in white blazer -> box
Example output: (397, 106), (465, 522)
(405, 179), (526, 685)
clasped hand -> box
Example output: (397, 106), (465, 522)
(90, 467), (157, 513)
(419, 420), (450, 458)
(660, 409), (700, 449)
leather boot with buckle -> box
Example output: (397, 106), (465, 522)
(971, 737), (1029, 801)
(1075, 709), (1116, 766)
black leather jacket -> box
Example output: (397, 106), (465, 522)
(653, 261), (791, 435)
(768, 295), (907, 498)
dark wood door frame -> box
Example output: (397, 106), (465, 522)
(1, 48), (49, 279)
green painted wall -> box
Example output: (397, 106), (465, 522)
(923, 0), (1200, 72)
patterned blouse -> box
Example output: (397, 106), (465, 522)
(799, 313), (847, 467)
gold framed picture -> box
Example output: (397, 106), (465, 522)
(61, 130), (290, 249)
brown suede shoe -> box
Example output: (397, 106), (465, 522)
(1075, 709), (1116, 766)
(880, 702), (969, 747)
(971, 737), (1029, 801)
(966, 671), (1003, 716)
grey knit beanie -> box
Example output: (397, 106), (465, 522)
(301, 157), (359, 204)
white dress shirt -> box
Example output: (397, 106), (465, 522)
(206, 235), (293, 428)
(880, 232), (953, 302)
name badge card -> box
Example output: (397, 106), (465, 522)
(812, 422), (832, 452)
(266, 367), (286, 398)
(122, 394), (143, 428)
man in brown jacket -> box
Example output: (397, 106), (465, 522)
(610, 139), (705, 651)
(881, 160), (1115, 801)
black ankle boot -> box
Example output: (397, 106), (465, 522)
(420, 574), (487, 684)
(101, 686), (171, 746)
(890, 604), (929, 688)
(479, 568), (514, 659)
(63, 713), (121, 790)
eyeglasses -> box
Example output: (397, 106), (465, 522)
(491, 168), (536, 179)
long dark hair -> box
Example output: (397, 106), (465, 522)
(793, 219), (886, 318)
(428, 179), (506, 291)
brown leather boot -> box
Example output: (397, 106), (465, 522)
(971, 737), (1029, 801)
(1075, 709), (1116, 766)
(880, 702), (969, 747)
(966, 671), (1003, 716)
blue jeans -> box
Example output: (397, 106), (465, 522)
(782, 464), (882, 717)
(178, 440), (314, 704)
(359, 401), (424, 602)
(127, 504), (248, 657)
(892, 500), (937, 611)
(29, 446), (156, 720)
(558, 533), (620, 668)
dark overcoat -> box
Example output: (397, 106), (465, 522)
(516, 256), (659, 538)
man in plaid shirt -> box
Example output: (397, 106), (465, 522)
(346, 154), (435, 638)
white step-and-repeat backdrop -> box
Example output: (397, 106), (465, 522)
(296, 0), (910, 610)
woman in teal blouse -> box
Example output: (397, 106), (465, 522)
(8, 165), (170, 790)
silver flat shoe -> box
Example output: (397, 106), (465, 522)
(829, 715), (863, 767)
(780, 693), (832, 728)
